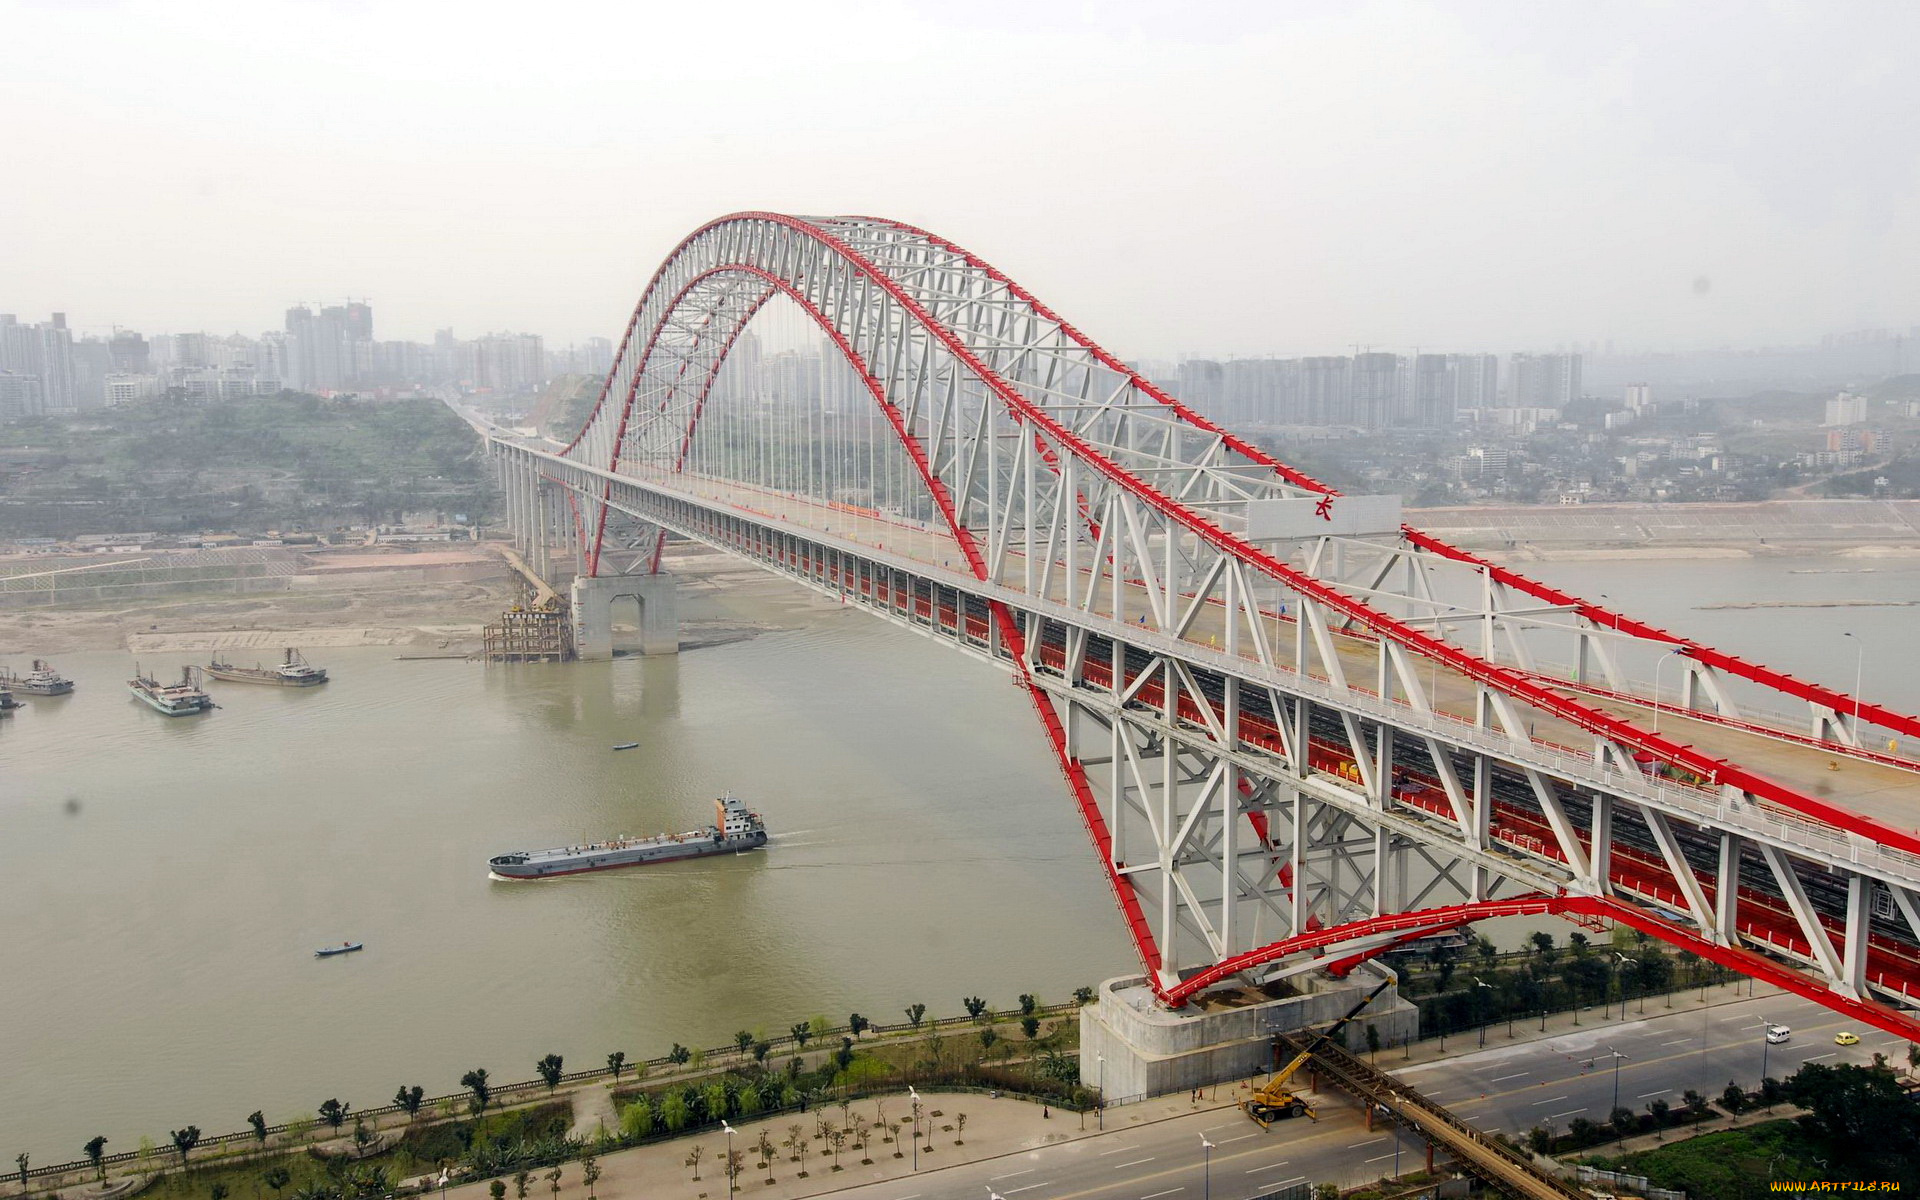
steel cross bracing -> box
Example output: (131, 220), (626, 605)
(470, 212), (1920, 1041)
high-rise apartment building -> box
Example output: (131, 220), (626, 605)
(1449, 353), (1498, 412)
(1508, 353), (1581, 409)
(0, 313), (76, 413)
(284, 302), (374, 392)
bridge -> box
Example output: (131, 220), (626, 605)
(462, 212), (1920, 1049)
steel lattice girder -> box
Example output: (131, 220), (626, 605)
(467, 212), (1920, 1040)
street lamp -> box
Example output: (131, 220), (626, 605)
(908, 1086), (922, 1172)
(1757, 1018), (1775, 1089)
(1097, 1055), (1106, 1131)
(721, 1121), (737, 1198)
(1200, 1134), (1215, 1200)
(1652, 647), (1688, 732)
(1613, 953), (1631, 1021)
(1473, 978), (1493, 1047)
(1600, 1048), (1628, 1134)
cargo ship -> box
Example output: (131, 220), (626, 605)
(0, 660), (74, 696)
(206, 648), (328, 687)
(129, 666), (216, 716)
(488, 794), (768, 880)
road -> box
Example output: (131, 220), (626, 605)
(811, 991), (1905, 1200)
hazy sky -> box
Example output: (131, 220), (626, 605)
(4, 0), (1917, 357)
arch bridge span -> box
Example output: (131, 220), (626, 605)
(468, 212), (1920, 1039)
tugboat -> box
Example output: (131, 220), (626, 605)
(129, 665), (216, 716)
(0, 688), (20, 717)
(206, 647), (328, 687)
(0, 660), (75, 696)
(489, 794), (768, 880)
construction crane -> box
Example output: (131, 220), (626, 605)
(1242, 975), (1394, 1127)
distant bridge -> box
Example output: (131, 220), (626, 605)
(462, 213), (1920, 1042)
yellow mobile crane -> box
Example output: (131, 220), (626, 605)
(1242, 975), (1394, 1127)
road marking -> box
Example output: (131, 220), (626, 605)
(1267, 1178), (1308, 1190)
(1098, 1146), (1137, 1156)
(1003, 1186), (1047, 1196)
(1366, 1153), (1398, 1164)
(1661, 1038), (1691, 1046)
(1531, 1095), (1571, 1106)
(991, 1171), (1034, 1180)
(1804, 1053), (1835, 1061)
(1547, 1108), (1588, 1120)
(1637, 1090), (1670, 1099)
(1490, 1072), (1529, 1082)
(1246, 1162), (1291, 1174)
(1141, 1190), (1183, 1199)
(1346, 1138), (1386, 1149)
(1113, 1158), (1156, 1169)
(1211, 1134), (1255, 1145)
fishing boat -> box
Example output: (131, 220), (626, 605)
(0, 660), (74, 696)
(129, 666), (215, 716)
(315, 942), (364, 958)
(206, 647), (328, 687)
(612, 742), (640, 751)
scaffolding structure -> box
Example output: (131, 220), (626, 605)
(481, 591), (574, 662)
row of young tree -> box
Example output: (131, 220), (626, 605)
(28, 989), (1094, 1187)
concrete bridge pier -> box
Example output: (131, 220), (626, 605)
(571, 573), (679, 660)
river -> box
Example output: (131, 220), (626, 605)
(2, 550), (1917, 1160)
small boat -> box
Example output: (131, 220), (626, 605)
(612, 742), (640, 751)
(0, 689), (20, 717)
(130, 665), (216, 716)
(315, 942), (364, 958)
(206, 647), (328, 687)
(0, 660), (74, 696)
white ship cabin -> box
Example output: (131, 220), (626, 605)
(715, 794), (757, 839)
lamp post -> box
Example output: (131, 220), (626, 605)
(1200, 1134), (1214, 1200)
(1757, 1018), (1774, 1087)
(1613, 953), (1631, 1021)
(1600, 1048), (1628, 1135)
(721, 1121), (737, 1199)
(1097, 1055), (1105, 1131)
(1652, 647), (1688, 732)
(1474, 978), (1493, 1047)
(908, 1086), (922, 1172)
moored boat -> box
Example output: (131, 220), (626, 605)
(315, 942), (364, 958)
(489, 794), (768, 880)
(206, 647), (328, 687)
(129, 665), (216, 716)
(0, 660), (74, 696)
(0, 689), (19, 716)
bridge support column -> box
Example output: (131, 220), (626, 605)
(1078, 965), (1416, 1101)
(570, 572), (679, 661)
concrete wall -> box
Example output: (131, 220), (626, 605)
(572, 572), (679, 660)
(1079, 967), (1418, 1101)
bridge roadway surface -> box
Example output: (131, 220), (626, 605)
(658, 474), (1920, 829)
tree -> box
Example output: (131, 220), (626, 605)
(849, 1013), (870, 1039)
(171, 1126), (201, 1166)
(979, 1028), (999, 1054)
(1528, 931), (1556, 962)
(460, 1068), (492, 1115)
(851, 1114), (871, 1163)
(84, 1136), (108, 1181)
(809, 1015), (831, 1042)
(490, 1182), (507, 1200)
(904, 1003), (926, 1029)
(544, 1164), (562, 1200)
(513, 1169), (532, 1200)
(247, 1110), (268, 1146)
(1647, 1098), (1672, 1128)
(1525, 1126), (1550, 1155)
(394, 1086), (425, 1120)
(660, 1092), (689, 1132)
(954, 1112), (968, 1145)
(318, 1099), (350, 1131)
(210, 1184), (229, 1200)
(1720, 1081), (1747, 1113)
(606, 1051), (626, 1081)
(736, 1030), (755, 1057)
(962, 996), (989, 1022)
(784, 1125), (806, 1176)
(536, 1054), (565, 1093)
(756, 1131), (776, 1181)
(1567, 1116), (1599, 1146)
(263, 1167), (291, 1199)
(684, 1145), (704, 1182)
(620, 1099), (655, 1139)
(1365, 1024), (1381, 1064)
(703, 1081), (730, 1122)
(668, 1043), (691, 1065)
(1073, 986), (1095, 1005)
(724, 1149), (744, 1190)
(753, 1040), (772, 1065)
(12, 1154), (24, 1196)
(1787, 1061), (1920, 1148)
(835, 1037), (856, 1072)
(1608, 1106), (1637, 1140)
(1018, 993), (1038, 1017)
(790, 1021), (813, 1048)
(826, 1129), (846, 1170)
(580, 1154), (600, 1200)
(1681, 1088), (1709, 1118)
(1021, 1016), (1041, 1040)
(1431, 944), (1458, 991)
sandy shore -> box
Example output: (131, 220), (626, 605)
(0, 545), (831, 656)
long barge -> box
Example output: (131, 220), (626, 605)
(206, 648), (328, 686)
(0, 660), (74, 696)
(488, 794), (767, 880)
(130, 666), (216, 716)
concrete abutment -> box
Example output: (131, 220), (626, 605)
(571, 572), (679, 660)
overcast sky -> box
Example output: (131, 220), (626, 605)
(4, 0), (1917, 358)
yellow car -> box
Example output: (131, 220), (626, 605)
(1835, 1031), (1860, 1046)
